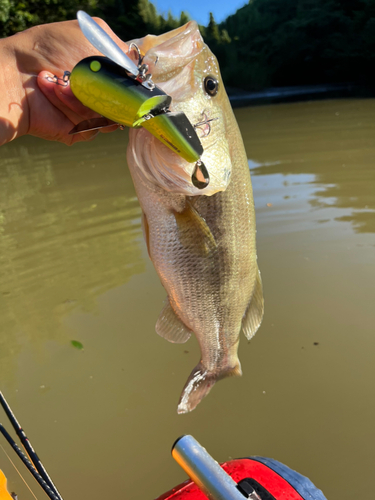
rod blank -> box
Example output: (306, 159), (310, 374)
(0, 392), (63, 500)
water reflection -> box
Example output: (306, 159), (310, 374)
(0, 131), (145, 375)
(239, 99), (375, 234)
(0, 100), (374, 500)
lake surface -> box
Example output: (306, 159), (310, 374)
(0, 99), (374, 500)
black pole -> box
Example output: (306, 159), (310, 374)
(0, 424), (60, 500)
(0, 392), (63, 500)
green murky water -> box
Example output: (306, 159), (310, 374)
(0, 99), (374, 500)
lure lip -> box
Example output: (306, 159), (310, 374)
(77, 11), (138, 77)
(77, 10), (155, 90)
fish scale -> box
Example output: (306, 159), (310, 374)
(127, 21), (264, 413)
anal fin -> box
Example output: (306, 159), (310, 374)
(242, 266), (264, 340)
(156, 298), (192, 344)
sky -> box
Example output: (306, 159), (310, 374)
(152, 0), (248, 26)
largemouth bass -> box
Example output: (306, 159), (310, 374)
(127, 22), (264, 413)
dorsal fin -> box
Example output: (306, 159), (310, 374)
(242, 266), (264, 340)
(156, 298), (192, 343)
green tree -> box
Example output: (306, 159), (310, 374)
(3, 0), (375, 91)
(95, 0), (148, 41)
(220, 0), (375, 90)
(0, 0), (97, 36)
(179, 11), (189, 26)
(206, 12), (220, 43)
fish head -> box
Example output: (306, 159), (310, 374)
(127, 22), (233, 196)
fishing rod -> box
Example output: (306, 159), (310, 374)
(0, 392), (63, 500)
(0, 425), (60, 500)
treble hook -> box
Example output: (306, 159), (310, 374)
(127, 43), (156, 87)
(46, 71), (71, 87)
(128, 43), (143, 67)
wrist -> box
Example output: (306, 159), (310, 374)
(0, 35), (29, 146)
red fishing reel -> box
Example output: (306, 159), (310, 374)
(156, 435), (327, 500)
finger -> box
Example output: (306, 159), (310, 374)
(38, 71), (103, 121)
(50, 73), (102, 119)
(30, 79), (99, 145)
(38, 71), (122, 136)
(37, 71), (89, 124)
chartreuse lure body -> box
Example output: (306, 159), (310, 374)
(70, 56), (203, 164)
(70, 56), (169, 128)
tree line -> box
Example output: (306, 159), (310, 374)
(1, 0), (375, 91)
(0, 0), (189, 41)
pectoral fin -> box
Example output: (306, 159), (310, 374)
(156, 298), (192, 343)
(174, 200), (217, 256)
(242, 266), (264, 340)
(142, 212), (151, 258)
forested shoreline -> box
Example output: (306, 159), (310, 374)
(1, 0), (375, 91)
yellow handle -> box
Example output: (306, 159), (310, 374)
(0, 471), (14, 500)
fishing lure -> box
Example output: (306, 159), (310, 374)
(51, 11), (209, 189)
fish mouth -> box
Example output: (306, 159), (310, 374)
(193, 111), (218, 138)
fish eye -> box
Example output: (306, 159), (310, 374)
(204, 76), (219, 96)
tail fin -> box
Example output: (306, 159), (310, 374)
(177, 361), (242, 414)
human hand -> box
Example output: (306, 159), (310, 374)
(0, 18), (128, 146)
